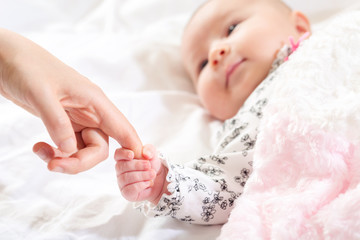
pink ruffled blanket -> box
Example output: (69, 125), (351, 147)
(218, 10), (360, 240)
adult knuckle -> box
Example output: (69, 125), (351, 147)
(49, 114), (69, 131)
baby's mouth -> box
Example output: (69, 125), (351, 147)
(226, 58), (246, 88)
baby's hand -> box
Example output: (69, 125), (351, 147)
(115, 144), (168, 204)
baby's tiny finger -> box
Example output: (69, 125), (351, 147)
(114, 148), (134, 161)
(115, 160), (151, 175)
(117, 170), (156, 189)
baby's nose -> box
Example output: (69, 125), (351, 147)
(209, 45), (230, 68)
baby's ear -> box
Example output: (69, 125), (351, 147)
(292, 11), (311, 35)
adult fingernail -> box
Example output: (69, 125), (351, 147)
(143, 149), (153, 159)
(60, 138), (76, 153)
(35, 148), (49, 163)
(51, 166), (64, 173)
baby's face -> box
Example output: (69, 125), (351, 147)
(182, 0), (310, 120)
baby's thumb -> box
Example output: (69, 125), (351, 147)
(37, 97), (77, 154)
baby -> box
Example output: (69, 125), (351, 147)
(115, 0), (311, 224)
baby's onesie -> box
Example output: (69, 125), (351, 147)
(135, 45), (293, 224)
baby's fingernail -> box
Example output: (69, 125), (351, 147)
(35, 148), (49, 163)
(127, 151), (134, 160)
(51, 166), (64, 173)
(60, 138), (76, 153)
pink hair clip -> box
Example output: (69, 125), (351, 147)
(285, 31), (310, 61)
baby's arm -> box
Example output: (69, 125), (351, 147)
(115, 144), (169, 205)
(116, 141), (253, 225)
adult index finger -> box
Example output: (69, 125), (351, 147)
(93, 91), (143, 158)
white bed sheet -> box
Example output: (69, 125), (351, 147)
(0, 0), (358, 239)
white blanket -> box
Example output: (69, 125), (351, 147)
(0, 0), (358, 239)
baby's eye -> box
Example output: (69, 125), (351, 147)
(199, 59), (208, 72)
(227, 24), (238, 36)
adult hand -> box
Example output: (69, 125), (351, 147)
(0, 28), (142, 174)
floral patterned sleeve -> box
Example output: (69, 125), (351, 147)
(134, 92), (270, 224)
(134, 106), (261, 224)
(134, 46), (288, 225)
